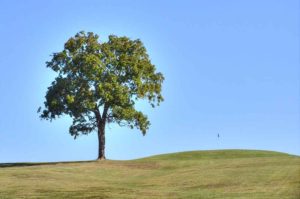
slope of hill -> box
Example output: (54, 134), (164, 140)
(0, 150), (299, 198)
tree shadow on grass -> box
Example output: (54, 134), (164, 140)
(0, 160), (96, 168)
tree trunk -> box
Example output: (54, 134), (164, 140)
(97, 122), (106, 160)
(95, 104), (109, 160)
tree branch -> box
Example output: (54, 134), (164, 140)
(102, 103), (109, 123)
(94, 106), (102, 122)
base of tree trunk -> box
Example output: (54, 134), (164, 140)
(97, 156), (106, 160)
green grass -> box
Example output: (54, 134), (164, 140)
(0, 150), (299, 198)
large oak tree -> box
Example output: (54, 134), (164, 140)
(39, 31), (164, 160)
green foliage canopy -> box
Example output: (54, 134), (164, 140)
(40, 31), (164, 138)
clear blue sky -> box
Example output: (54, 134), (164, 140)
(0, 0), (299, 162)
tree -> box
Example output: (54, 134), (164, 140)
(39, 31), (164, 160)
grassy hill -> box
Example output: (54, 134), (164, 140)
(0, 150), (299, 198)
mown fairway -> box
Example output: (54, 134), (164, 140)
(0, 150), (299, 198)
